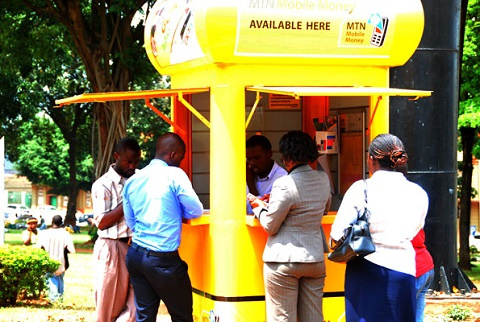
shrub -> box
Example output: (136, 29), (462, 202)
(471, 245), (478, 255)
(0, 245), (59, 307)
(445, 304), (471, 321)
(88, 225), (98, 243)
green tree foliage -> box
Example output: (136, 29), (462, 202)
(459, 0), (480, 270)
(16, 116), (93, 194)
(0, 3), (94, 225)
(0, 1), (170, 225)
(18, 0), (160, 178)
(459, 0), (480, 153)
(128, 78), (172, 167)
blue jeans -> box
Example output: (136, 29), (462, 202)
(126, 245), (193, 322)
(415, 269), (434, 322)
(47, 273), (64, 301)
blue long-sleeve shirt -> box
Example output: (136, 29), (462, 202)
(123, 159), (203, 252)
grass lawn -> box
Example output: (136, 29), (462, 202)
(468, 261), (480, 286)
(3, 227), (94, 250)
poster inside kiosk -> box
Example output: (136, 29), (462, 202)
(317, 131), (338, 154)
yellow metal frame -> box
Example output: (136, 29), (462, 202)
(177, 92), (211, 129)
(55, 88), (209, 105)
(245, 91), (262, 130)
(246, 86), (432, 100)
(56, 84), (431, 322)
(54, 88), (210, 133)
(245, 85), (432, 136)
(54, 85), (431, 133)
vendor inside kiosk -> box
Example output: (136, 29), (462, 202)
(57, 0), (432, 321)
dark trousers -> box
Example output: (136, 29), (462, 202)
(345, 258), (416, 322)
(126, 245), (193, 322)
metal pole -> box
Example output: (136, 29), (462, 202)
(390, 0), (461, 291)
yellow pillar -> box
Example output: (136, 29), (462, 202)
(369, 95), (389, 140)
(205, 69), (266, 320)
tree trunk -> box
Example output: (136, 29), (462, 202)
(48, 98), (90, 228)
(23, 0), (141, 179)
(459, 126), (474, 270)
(65, 134), (79, 228)
(93, 99), (130, 179)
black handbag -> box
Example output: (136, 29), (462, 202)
(328, 181), (375, 263)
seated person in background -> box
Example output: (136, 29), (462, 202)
(22, 217), (39, 246)
(246, 135), (287, 212)
(39, 216), (47, 230)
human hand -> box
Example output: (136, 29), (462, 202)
(251, 199), (266, 209)
(247, 193), (266, 209)
(259, 193), (270, 203)
(247, 193), (257, 203)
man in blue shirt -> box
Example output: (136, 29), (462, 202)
(123, 132), (203, 322)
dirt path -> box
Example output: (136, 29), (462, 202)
(424, 295), (480, 321)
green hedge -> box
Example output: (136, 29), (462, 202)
(0, 245), (59, 306)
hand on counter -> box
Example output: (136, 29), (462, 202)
(247, 193), (267, 209)
(259, 193), (270, 203)
(247, 193), (268, 220)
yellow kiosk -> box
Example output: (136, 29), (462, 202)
(57, 0), (431, 321)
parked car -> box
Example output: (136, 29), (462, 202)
(77, 213), (94, 227)
(32, 205), (62, 226)
(5, 204), (30, 220)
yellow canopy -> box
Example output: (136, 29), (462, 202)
(55, 88), (210, 106)
(246, 86), (432, 100)
(55, 88), (211, 133)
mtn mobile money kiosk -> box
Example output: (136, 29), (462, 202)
(57, 0), (431, 320)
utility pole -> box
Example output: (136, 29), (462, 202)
(390, 0), (468, 291)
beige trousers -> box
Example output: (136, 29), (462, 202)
(94, 237), (136, 322)
(264, 261), (326, 322)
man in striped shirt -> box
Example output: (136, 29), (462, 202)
(91, 138), (141, 322)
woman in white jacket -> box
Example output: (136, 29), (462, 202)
(330, 133), (429, 322)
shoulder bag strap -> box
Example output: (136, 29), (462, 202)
(364, 179), (368, 210)
(358, 179), (369, 221)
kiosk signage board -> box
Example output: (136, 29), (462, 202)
(145, 0), (425, 74)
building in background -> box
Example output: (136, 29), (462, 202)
(4, 160), (32, 207)
(3, 160), (93, 221)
